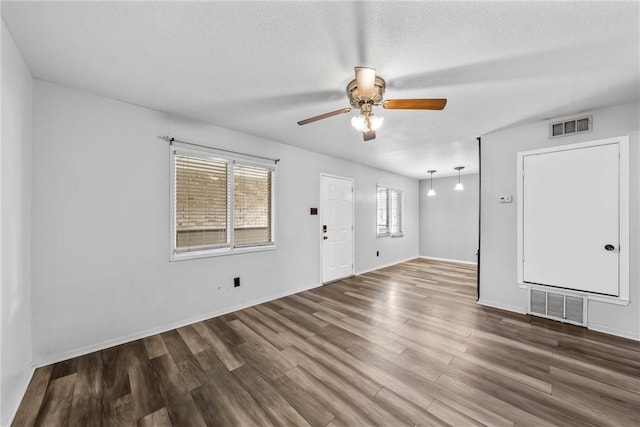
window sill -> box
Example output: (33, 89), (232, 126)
(170, 244), (276, 261)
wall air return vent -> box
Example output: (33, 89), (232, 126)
(528, 288), (587, 326)
(550, 115), (592, 138)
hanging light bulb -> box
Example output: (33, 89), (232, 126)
(351, 115), (366, 132)
(454, 166), (465, 191)
(369, 115), (384, 130)
(427, 170), (436, 196)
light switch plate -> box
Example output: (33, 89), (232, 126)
(499, 195), (513, 203)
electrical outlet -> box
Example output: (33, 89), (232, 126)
(234, 277), (240, 287)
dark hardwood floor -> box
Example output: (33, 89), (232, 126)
(12, 258), (640, 426)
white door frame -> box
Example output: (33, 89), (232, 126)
(320, 173), (355, 284)
(516, 136), (629, 305)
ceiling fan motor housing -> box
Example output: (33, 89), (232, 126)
(347, 76), (386, 108)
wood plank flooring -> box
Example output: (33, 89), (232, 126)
(12, 259), (640, 426)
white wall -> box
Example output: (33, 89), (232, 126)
(480, 102), (640, 340)
(1, 20), (33, 426)
(31, 80), (419, 364)
(419, 174), (479, 263)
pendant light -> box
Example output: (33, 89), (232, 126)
(427, 170), (436, 196)
(454, 166), (465, 191)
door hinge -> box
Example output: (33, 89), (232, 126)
(522, 254), (525, 262)
(522, 170), (525, 178)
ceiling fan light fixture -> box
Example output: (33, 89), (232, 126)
(296, 66), (448, 143)
(351, 112), (383, 132)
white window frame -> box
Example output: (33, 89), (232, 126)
(376, 184), (404, 238)
(170, 145), (276, 261)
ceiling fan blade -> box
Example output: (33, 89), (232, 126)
(297, 108), (352, 126)
(355, 66), (376, 98)
(382, 98), (447, 110)
(363, 130), (376, 141)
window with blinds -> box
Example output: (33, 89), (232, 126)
(234, 163), (273, 247)
(377, 185), (390, 236)
(390, 188), (403, 236)
(175, 155), (229, 251)
(171, 147), (275, 259)
(376, 185), (403, 237)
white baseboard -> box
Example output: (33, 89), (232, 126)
(354, 256), (418, 276)
(3, 362), (36, 427)
(420, 256), (477, 265)
(477, 298), (527, 315)
(35, 282), (322, 368)
(588, 322), (640, 341)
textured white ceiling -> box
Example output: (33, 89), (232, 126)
(2, 1), (638, 178)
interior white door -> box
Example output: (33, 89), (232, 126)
(321, 175), (354, 283)
(522, 143), (619, 295)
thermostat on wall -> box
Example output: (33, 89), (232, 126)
(499, 195), (513, 203)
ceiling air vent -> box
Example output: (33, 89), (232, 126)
(550, 115), (592, 138)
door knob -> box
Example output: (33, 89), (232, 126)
(604, 244), (616, 252)
(323, 236), (328, 240)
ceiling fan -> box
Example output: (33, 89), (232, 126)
(297, 67), (447, 141)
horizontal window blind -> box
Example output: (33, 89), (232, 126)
(175, 155), (229, 252)
(171, 143), (277, 259)
(377, 185), (390, 236)
(234, 163), (274, 247)
(377, 185), (403, 237)
(390, 188), (404, 237)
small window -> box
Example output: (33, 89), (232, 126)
(233, 163), (273, 247)
(390, 188), (403, 236)
(377, 185), (390, 236)
(175, 155), (229, 251)
(171, 146), (275, 260)
(376, 185), (403, 237)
